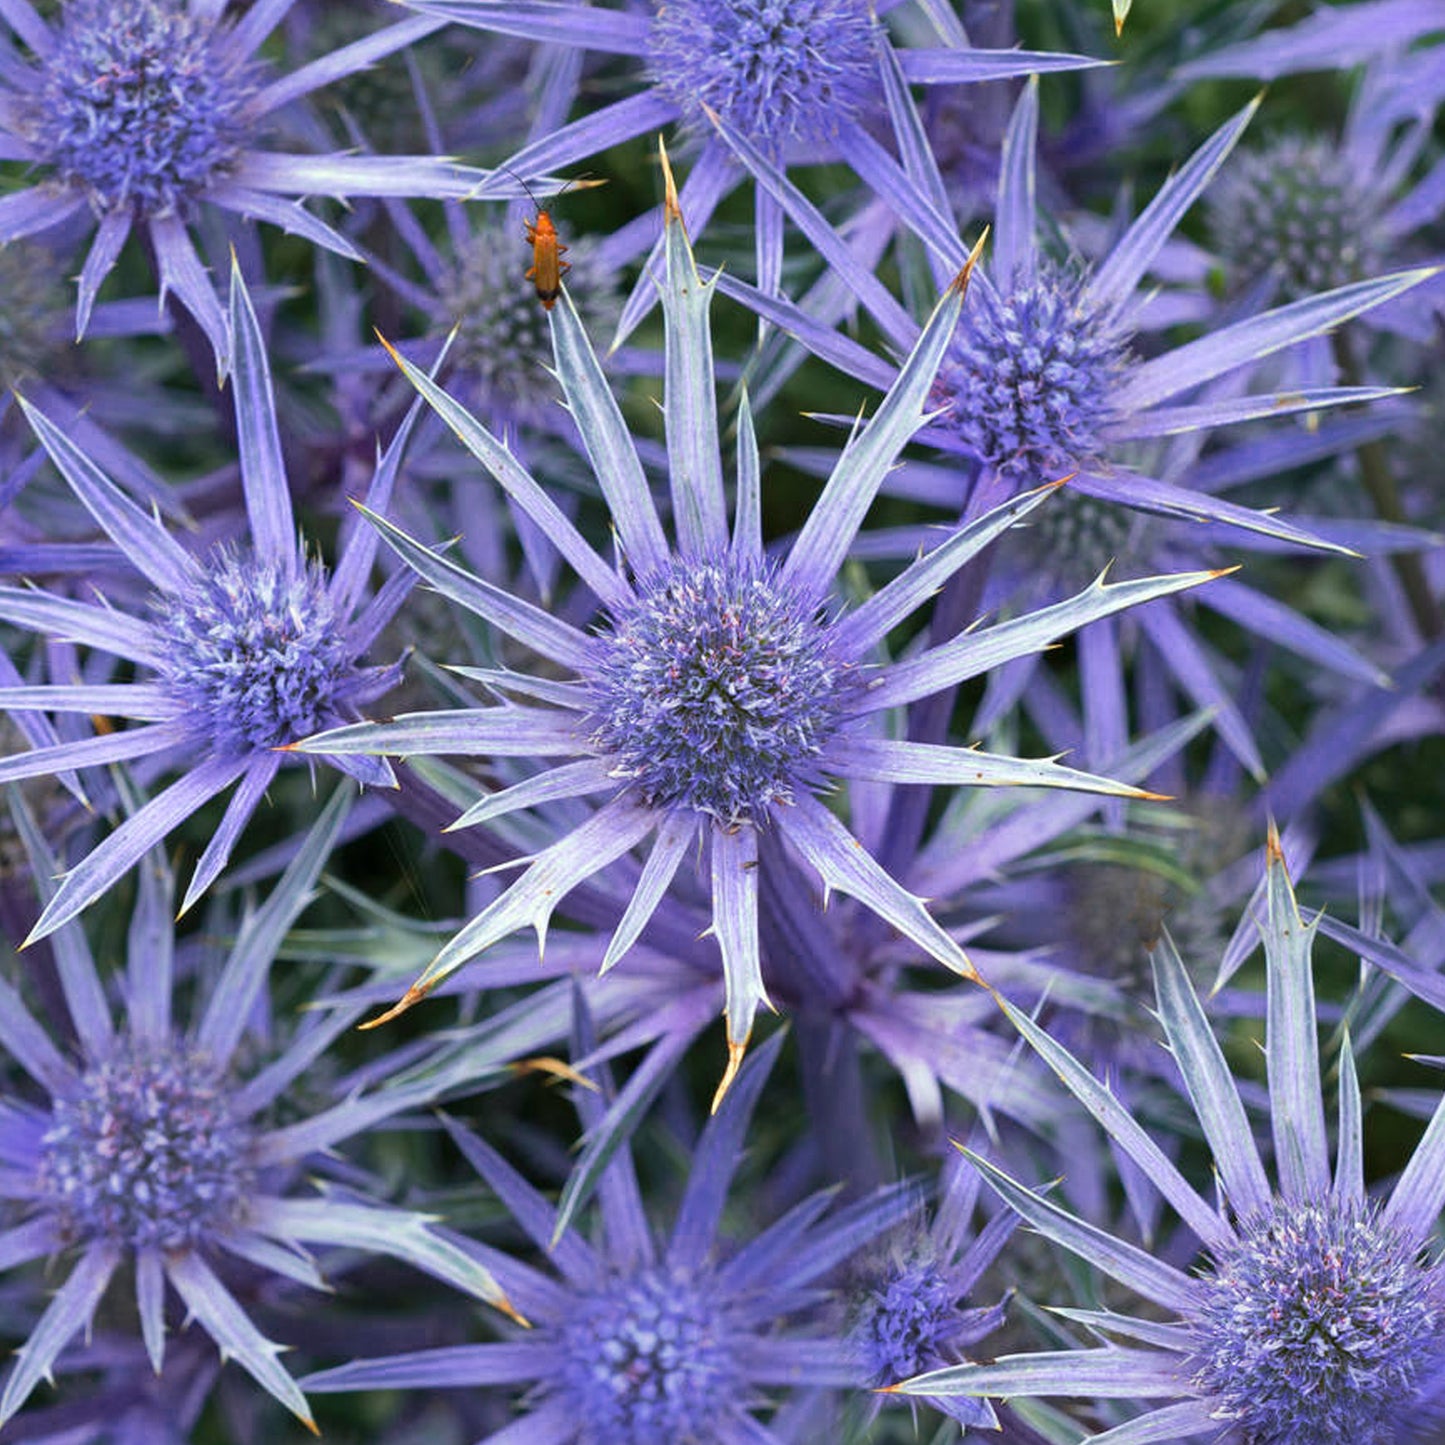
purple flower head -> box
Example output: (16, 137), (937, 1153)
(587, 553), (863, 824)
(362, 201), (625, 440)
(435, 222), (619, 420)
(890, 832), (1445, 1444)
(0, 0), (549, 361)
(647, 0), (880, 152)
(932, 260), (1131, 488)
(0, 791), (519, 1433)
(927, 84), (1426, 500)
(1188, 45), (1445, 350)
(1194, 1199), (1444, 1440)
(28, 0), (257, 219)
(151, 547), (356, 753)
(36, 1041), (253, 1255)
(296, 144), (1215, 1098)
(848, 1149), (1014, 1431)
(1208, 135), (1382, 302)
(0, 262), (418, 936)
(304, 1025), (915, 1441)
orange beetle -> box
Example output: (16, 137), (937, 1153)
(524, 205), (568, 312)
(504, 169), (597, 311)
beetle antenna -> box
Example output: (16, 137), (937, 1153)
(498, 162), (544, 212)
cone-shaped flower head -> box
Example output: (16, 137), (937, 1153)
(647, 0), (880, 150)
(933, 263), (1130, 487)
(296, 142), (1218, 1098)
(849, 1149), (1013, 1430)
(29, 0), (255, 218)
(152, 550), (355, 754)
(433, 219), (620, 426)
(38, 1041), (253, 1254)
(889, 833), (1445, 1444)
(0, 792), (519, 1433)
(1209, 136), (1381, 301)
(1194, 1200), (1442, 1439)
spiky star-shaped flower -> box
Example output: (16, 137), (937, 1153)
(295, 144), (1221, 1101)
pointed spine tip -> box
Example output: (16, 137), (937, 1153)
(358, 984), (429, 1031)
(1207, 565), (1241, 579)
(1265, 820), (1285, 869)
(950, 226), (990, 298)
(375, 330), (404, 369)
(658, 134), (682, 228)
(710, 1034), (749, 1114)
(301, 1416), (320, 1438)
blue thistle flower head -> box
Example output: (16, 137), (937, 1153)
(37, 1040), (253, 1254)
(892, 833), (1445, 1445)
(1209, 136), (1380, 301)
(647, 0), (880, 150)
(933, 265), (1129, 485)
(587, 554), (863, 824)
(847, 1151), (1011, 1430)
(553, 1265), (739, 1442)
(30, 0), (255, 219)
(1193, 1199), (1445, 1441)
(859, 1258), (966, 1382)
(152, 548), (354, 754)
(0, 792), (519, 1434)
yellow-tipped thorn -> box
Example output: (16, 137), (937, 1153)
(510, 1056), (600, 1092)
(300, 1414), (321, 1437)
(1134, 789), (1175, 802)
(496, 1293), (532, 1329)
(875, 1383), (903, 1396)
(1265, 818), (1285, 868)
(1208, 565), (1243, 579)
(950, 226), (990, 298)
(657, 134), (682, 227)
(710, 1034), (749, 1115)
(375, 329), (405, 370)
(358, 984), (430, 1031)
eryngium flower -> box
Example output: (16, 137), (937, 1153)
(889, 832), (1445, 1444)
(848, 1148), (1015, 1432)
(0, 262), (414, 936)
(0, 793), (518, 1432)
(0, 0), (534, 359)
(295, 145), (1217, 1096)
(303, 1029), (914, 1441)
